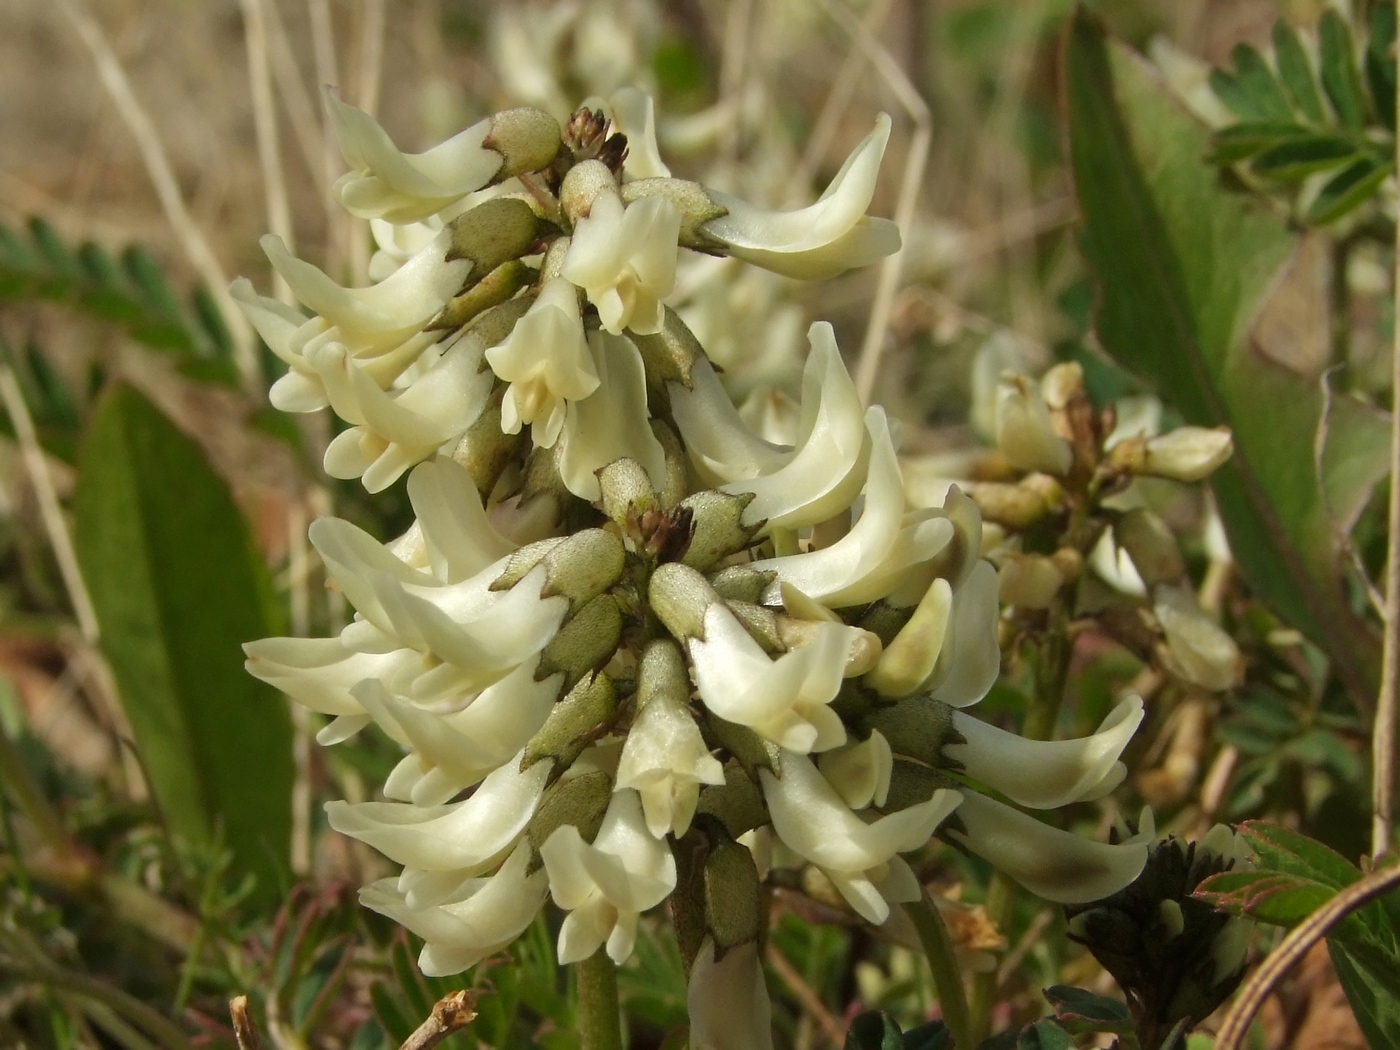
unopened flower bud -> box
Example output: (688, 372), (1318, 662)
(680, 490), (759, 572)
(598, 457), (661, 527)
(1115, 508), (1186, 588)
(1144, 426), (1233, 482)
(482, 106), (564, 179)
(526, 770), (614, 867)
(704, 841), (763, 955)
(866, 578), (952, 697)
(998, 554), (1064, 610)
(967, 477), (1063, 530)
(631, 308), (703, 388)
(1154, 584), (1242, 691)
(1040, 361), (1086, 412)
(523, 670), (618, 770)
(561, 159), (620, 225)
(995, 372), (1072, 476)
(446, 197), (541, 283)
(650, 562), (721, 642)
(536, 593), (624, 684)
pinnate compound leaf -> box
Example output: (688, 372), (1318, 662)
(1250, 134), (1357, 180)
(1305, 154), (1395, 224)
(1319, 9), (1369, 129)
(74, 385), (292, 904)
(1043, 985), (1134, 1036)
(1238, 821), (1362, 889)
(1273, 20), (1327, 124)
(1209, 121), (1310, 164)
(1064, 10), (1387, 707)
(1194, 868), (1338, 926)
(1229, 43), (1295, 120)
(1365, 1), (1397, 130)
(1329, 936), (1400, 1050)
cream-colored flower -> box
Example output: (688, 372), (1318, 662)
(945, 792), (1151, 904)
(558, 330), (667, 500)
(327, 750), (549, 872)
(817, 729), (893, 811)
(747, 412), (955, 608)
(944, 697), (1144, 809)
(699, 114), (900, 279)
(562, 192), (681, 335)
(315, 331), (496, 492)
(615, 642), (725, 838)
(609, 87), (670, 179)
(359, 841), (549, 976)
(761, 750), (962, 924)
(687, 938), (773, 1050)
(326, 93), (559, 222)
(486, 278), (599, 448)
(540, 789), (678, 964)
(995, 372), (1072, 476)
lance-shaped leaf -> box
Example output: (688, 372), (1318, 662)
(1065, 11), (1389, 707)
(74, 385), (292, 903)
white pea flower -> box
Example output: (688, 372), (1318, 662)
(699, 114), (901, 280)
(261, 229), (469, 355)
(540, 789), (678, 964)
(558, 330), (667, 500)
(995, 371), (1072, 476)
(608, 87), (670, 179)
(747, 411), (956, 608)
(668, 354), (788, 485)
(327, 751), (549, 872)
(944, 696), (1144, 809)
(686, 597), (853, 754)
(326, 93), (559, 223)
(359, 841), (549, 976)
(398, 457), (516, 585)
(1143, 426), (1234, 482)
(761, 750), (962, 924)
(718, 323), (869, 530)
(358, 662), (561, 806)
(241, 636), (414, 743)
(316, 331), (496, 492)
(687, 938), (773, 1050)
(945, 791), (1152, 904)
(368, 218), (443, 281)
(817, 729), (893, 811)
(615, 642), (725, 838)
(562, 192), (682, 335)
(486, 278), (599, 448)
(925, 560), (1002, 707)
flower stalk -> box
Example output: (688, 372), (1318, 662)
(905, 894), (974, 1050)
(577, 948), (623, 1050)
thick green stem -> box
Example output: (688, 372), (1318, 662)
(906, 895), (974, 1050)
(576, 949), (623, 1050)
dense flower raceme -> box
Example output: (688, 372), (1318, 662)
(240, 93), (1150, 1046)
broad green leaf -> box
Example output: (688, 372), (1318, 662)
(1365, 1), (1397, 130)
(1064, 10), (1387, 707)
(1305, 154), (1395, 224)
(1230, 43), (1295, 120)
(1193, 867), (1337, 926)
(1329, 937), (1400, 1050)
(1273, 20), (1326, 123)
(1319, 9), (1369, 129)
(1043, 985), (1134, 1035)
(73, 385), (292, 904)
(1250, 134), (1357, 180)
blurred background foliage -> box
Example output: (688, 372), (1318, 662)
(0, 0), (1397, 1047)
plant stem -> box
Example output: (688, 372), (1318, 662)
(906, 895), (974, 1050)
(968, 602), (1074, 1044)
(1372, 67), (1400, 860)
(576, 949), (623, 1050)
